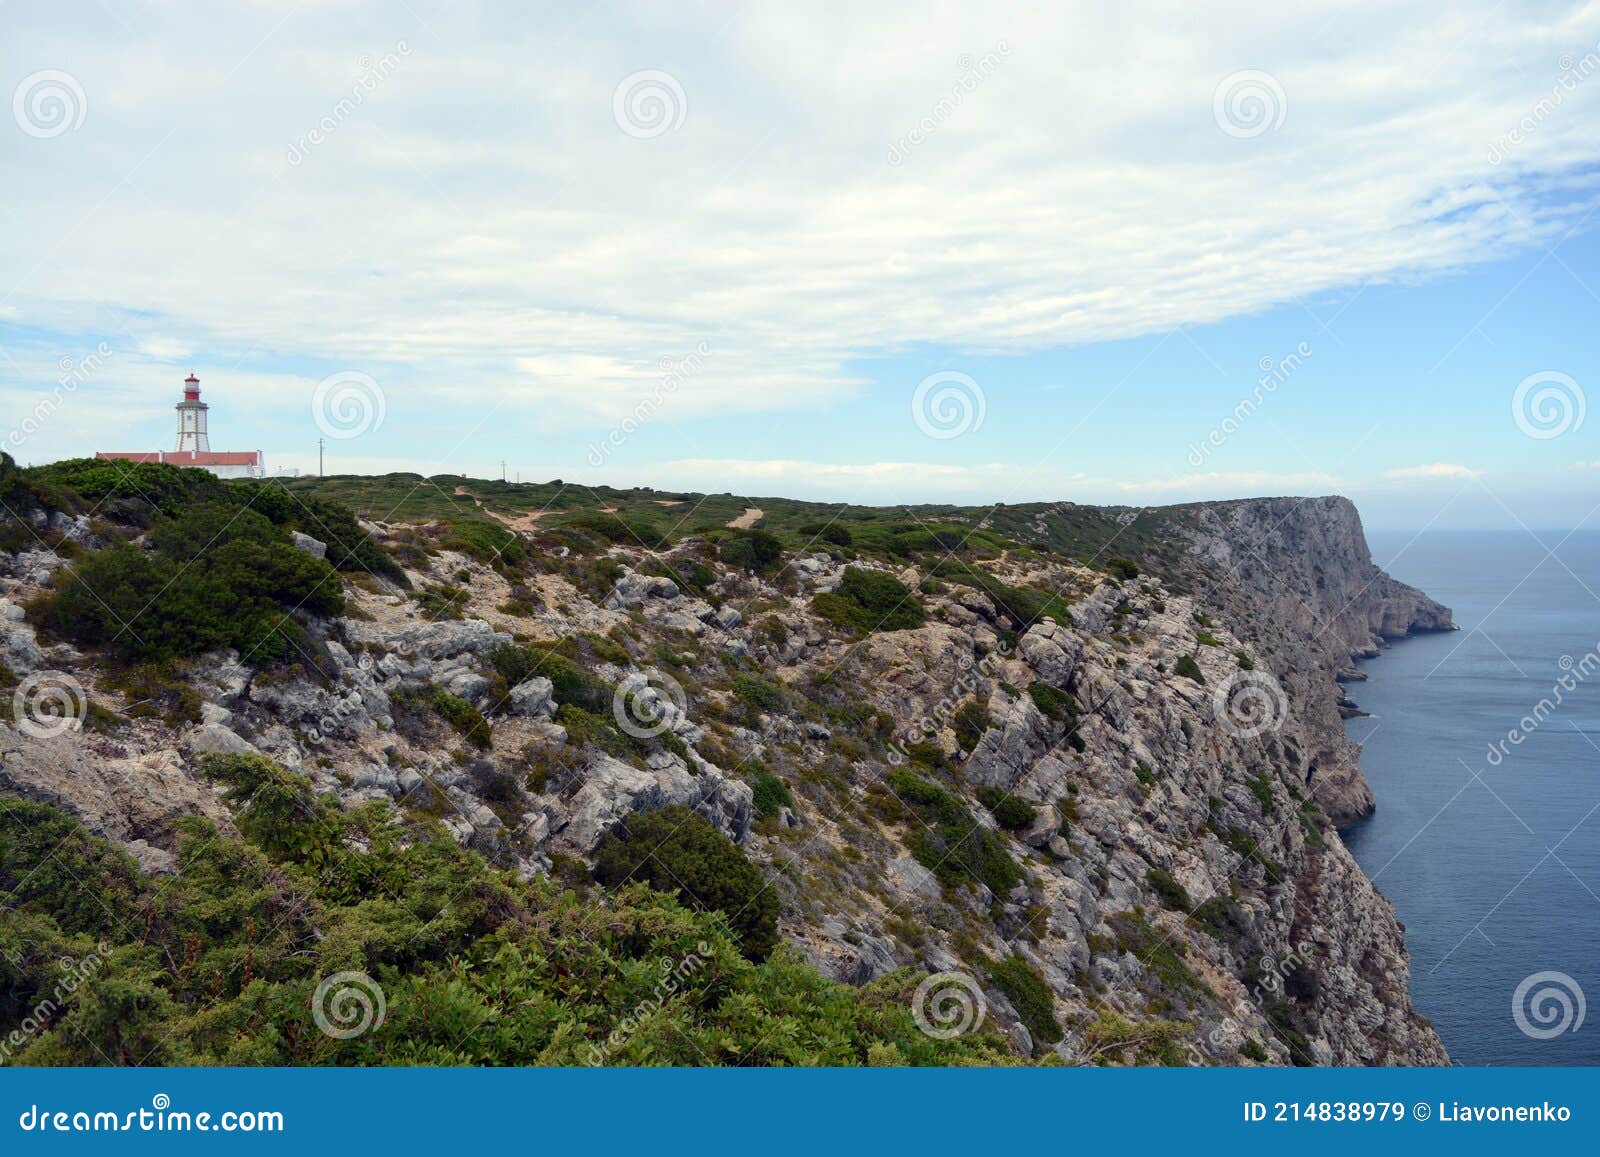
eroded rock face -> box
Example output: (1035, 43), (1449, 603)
(550, 751), (754, 853)
(1180, 496), (1455, 824)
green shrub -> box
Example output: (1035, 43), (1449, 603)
(562, 511), (670, 549)
(974, 786), (1037, 831)
(1174, 654), (1205, 684)
(448, 520), (527, 566)
(1108, 912), (1205, 997)
(412, 583), (470, 620)
(732, 673), (787, 714)
(1106, 556), (1139, 580)
(888, 769), (1022, 897)
(988, 954), (1062, 1045)
(812, 567), (924, 634)
(750, 768), (793, 820)
(1145, 866), (1191, 911)
(0, 789), (1017, 1066)
(37, 502), (342, 666)
(593, 805), (778, 961)
(720, 529), (784, 573)
(489, 643), (608, 714)
(952, 700), (989, 751)
(799, 522), (853, 546)
(1026, 682), (1073, 721)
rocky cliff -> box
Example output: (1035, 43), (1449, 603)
(0, 489), (1451, 1065)
(1174, 496), (1454, 824)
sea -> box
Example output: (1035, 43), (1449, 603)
(1341, 529), (1600, 1066)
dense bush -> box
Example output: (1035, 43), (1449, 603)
(489, 642), (608, 715)
(593, 805), (779, 961)
(952, 700), (989, 751)
(0, 788), (1015, 1066)
(749, 768), (794, 820)
(36, 502), (342, 666)
(1174, 654), (1205, 684)
(24, 460), (405, 585)
(799, 521), (852, 546)
(731, 673), (787, 714)
(27, 457), (225, 522)
(988, 954), (1063, 1046)
(562, 511), (670, 549)
(445, 519), (527, 567)
(1146, 866), (1192, 911)
(812, 566), (924, 634)
(887, 769), (1022, 897)
(974, 786), (1037, 832)
(719, 528), (784, 573)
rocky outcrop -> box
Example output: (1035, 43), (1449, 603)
(1176, 496), (1454, 824)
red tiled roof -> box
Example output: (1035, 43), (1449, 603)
(97, 450), (262, 466)
(167, 451), (262, 465)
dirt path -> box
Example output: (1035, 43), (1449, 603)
(454, 486), (548, 532)
(727, 507), (764, 529)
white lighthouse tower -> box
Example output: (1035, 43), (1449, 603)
(98, 371), (263, 478)
(175, 372), (210, 452)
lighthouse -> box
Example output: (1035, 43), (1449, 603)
(97, 372), (264, 479)
(175, 373), (210, 452)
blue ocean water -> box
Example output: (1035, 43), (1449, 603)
(1341, 530), (1600, 1066)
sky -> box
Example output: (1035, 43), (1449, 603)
(3, 0), (1600, 530)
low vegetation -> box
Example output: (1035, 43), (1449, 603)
(0, 777), (1014, 1066)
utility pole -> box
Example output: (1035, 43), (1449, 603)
(500, 459), (507, 482)
(318, 438), (324, 477)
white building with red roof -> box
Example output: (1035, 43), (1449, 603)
(98, 373), (265, 479)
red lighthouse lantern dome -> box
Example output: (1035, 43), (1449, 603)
(183, 373), (200, 401)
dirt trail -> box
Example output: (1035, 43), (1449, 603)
(454, 486), (548, 532)
(727, 507), (764, 529)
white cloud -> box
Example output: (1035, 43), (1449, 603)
(1384, 462), (1483, 479)
(2, 0), (1598, 427)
